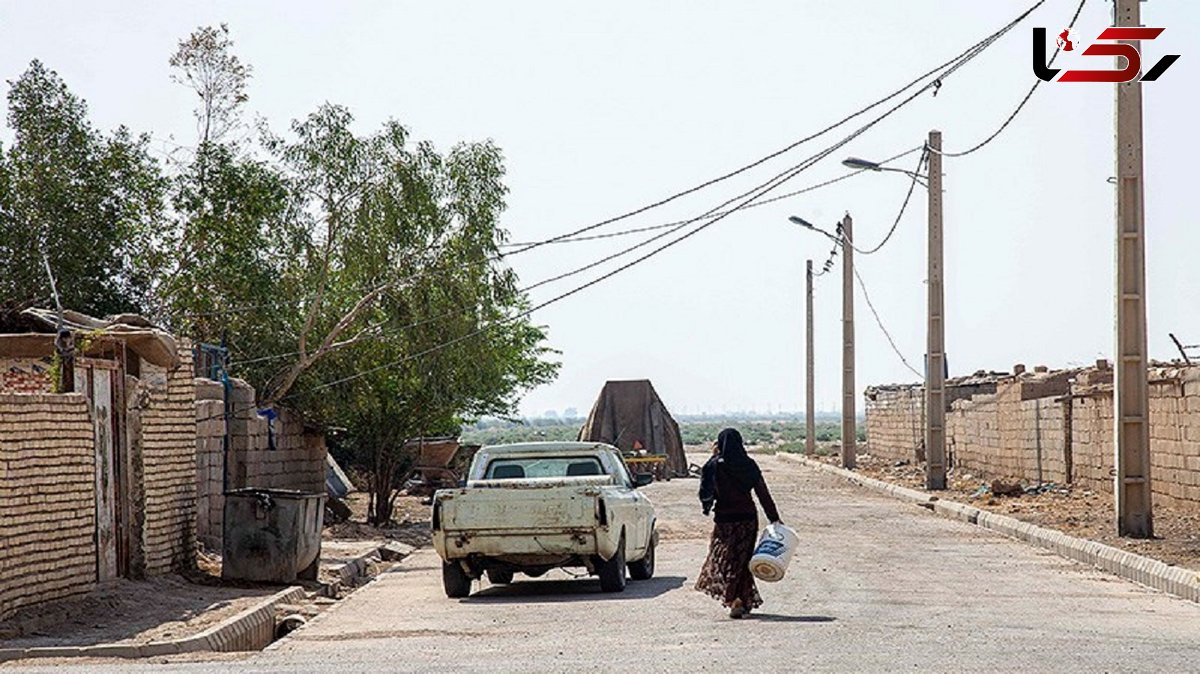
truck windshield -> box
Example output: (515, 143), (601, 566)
(484, 456), (605, 480)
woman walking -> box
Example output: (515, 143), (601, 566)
(694, 427), (782, 618)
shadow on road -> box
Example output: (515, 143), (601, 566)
(463, 575), (687, 604)
(748, 613), (836, 623)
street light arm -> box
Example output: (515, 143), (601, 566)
(787, 215), (842, 244)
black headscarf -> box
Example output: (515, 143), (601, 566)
(715, 427), (762, 488)
(699, 427), (762, 513)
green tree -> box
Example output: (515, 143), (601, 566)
(0, 60), (166, 316)
(265, 105), (559, 524)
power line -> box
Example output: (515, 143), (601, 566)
(174, 0), (1047, 323)
(499, 146), (925, 248)
(935, 0), (1089, 158)
(279, 16), (1038, 402)
(851, 147), (929, 256)
(233, 144), (924, 367)
(205, 1), (1050, 410)
(852, 261), (923, 379)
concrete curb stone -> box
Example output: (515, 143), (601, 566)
(265, 542), (416, 653)
(779, 453), (1200, 604)
(0, 585), (304, 663)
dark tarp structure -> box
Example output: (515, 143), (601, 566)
(577, 379), (686, 476)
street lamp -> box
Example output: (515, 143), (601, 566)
(788, 212), (856, 470)
(846, 132), (946, 491)
(842, 157), (929, 186)
(788, 216), (840, 243)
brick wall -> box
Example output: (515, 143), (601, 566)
(139, 349), (198, 575)
(0, 394), (97, 620)
(195, 377), (327, 551)
(864, 386), (924, 464)
(865, 365), (1200, 508)
(1, 357), (53, 394)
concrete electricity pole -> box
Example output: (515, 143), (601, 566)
(806, 259), (816, 456)
(1113, 0), (1153, 538)
(841, 214), (856, 469)
(926, 131), (947, 490)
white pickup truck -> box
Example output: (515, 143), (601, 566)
(431, 442), (657, 598)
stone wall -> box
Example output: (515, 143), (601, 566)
(865, 364), (1200, 508)
(0, 394), (97, 620)
(138, 350), (198, 575)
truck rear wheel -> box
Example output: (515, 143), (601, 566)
(443, 561), (473, 598)
(486, 568), (514, 585)
(597, 535), (627, 592)
(628, 530), (656, 580)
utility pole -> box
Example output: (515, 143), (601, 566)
(841, 214), (856, 469)
(805, 259), (815, 456)
(1113, 0), (1152, 538)
(925, 131), (946, 490)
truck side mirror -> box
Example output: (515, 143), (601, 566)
(633, 473), (654, 488)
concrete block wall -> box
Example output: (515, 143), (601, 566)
(1065, 391), (1113, 492)
(195, 395), (225, 551)
(139, 349), (198, 575)
(947, 392), (1006, 478)
(864, 386), (924, 464)
(0, 394), (97, 620)
(866, 364), (1200, 508)
(195, 377), (327, 550)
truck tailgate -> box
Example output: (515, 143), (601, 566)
(440, 486), (598, 531)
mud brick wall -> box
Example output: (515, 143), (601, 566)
(139, 349), (198, 575)
(0, 394), (97, 621)
(864, 387), (924, 464)
(0, 358), (53, 394)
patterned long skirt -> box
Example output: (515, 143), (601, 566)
(694, 519), (763, 610)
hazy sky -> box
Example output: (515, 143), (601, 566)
(2, 1), (1196, 417)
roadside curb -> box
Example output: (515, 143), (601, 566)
(0, 585), (305, 663)
(779, 453), (1200, 604)
(265, 542), (417, 653)
(320, 541), (414, 596)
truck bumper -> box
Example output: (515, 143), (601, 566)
(435, 528), (611, 560)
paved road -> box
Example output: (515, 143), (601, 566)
(9, 455), (1200, 672)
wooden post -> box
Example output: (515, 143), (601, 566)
(841, 214), (856, 469)
(806, 259), (816, 456)
(1114, 0), (1153, 537)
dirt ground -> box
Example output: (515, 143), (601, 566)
(1, 494), (420, 651)
(0, 575), (276, 648)
(323, 492), (431, 550)
(811, 451), (1200, 572)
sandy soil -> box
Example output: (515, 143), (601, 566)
(1, 492), (418, 651)
(0, 575), (276, 648)
(813, 451), (1200, 572)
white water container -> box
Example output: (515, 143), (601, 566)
(748, 523), (798, 582)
